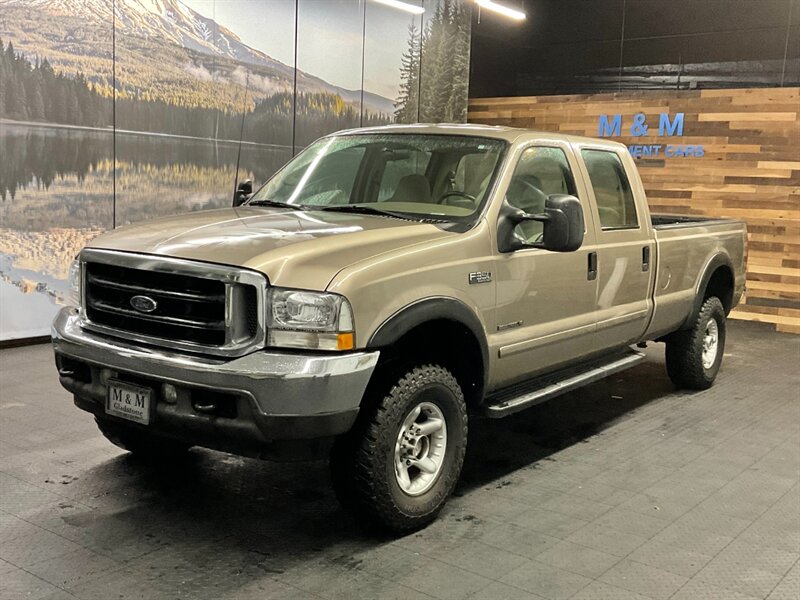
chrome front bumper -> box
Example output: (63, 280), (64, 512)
(52, 308), (379, 451)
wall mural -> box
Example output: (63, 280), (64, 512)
(0, 0), (472, 341)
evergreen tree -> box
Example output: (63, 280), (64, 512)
(51, 83), (67, 123)
(28, 83), (46, 120)
(66, 80), (81, 123)
(5, 73), (25, 119)
(0, 41), (388, 143)
(0, 39), (7, 118)
(434, 0), (457, 121)
(394, 23), (421, 124)
(398, 0), (471, 124)
(450, 0), (471, 122)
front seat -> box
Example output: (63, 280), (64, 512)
(390, 174), (432, 203)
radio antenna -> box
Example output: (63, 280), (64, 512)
(232, 73), (250, 198)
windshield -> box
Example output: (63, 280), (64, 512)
(248, 134), (507, 224)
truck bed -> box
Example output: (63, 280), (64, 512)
(645, 216), (747, 340)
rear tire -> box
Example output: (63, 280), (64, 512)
(95, 418), (191, 461)
(665, 296), (726, 390)
(330, 364), (467, 533)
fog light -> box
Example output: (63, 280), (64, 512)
(162, 383), (178, 404)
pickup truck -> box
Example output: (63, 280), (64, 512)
(52, 124), (746, 531)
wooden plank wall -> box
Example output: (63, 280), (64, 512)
(468, 88), (800, 333)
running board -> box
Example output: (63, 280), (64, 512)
(483, 349), (646, 418)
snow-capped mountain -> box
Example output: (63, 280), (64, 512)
(1, 0), (290, 71)
(0, 0), (395, 114)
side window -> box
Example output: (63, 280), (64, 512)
(581, 149), (638, 229)
(506, 146), (577, 243)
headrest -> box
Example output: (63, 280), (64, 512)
(391, 174), (432, 203)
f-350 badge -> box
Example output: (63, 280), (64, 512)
(468, 271), (492, 284)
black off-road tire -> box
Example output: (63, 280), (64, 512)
(95, 418), (191, 461)
(330, 364), (468, 533)
(665, 296), (726, 390)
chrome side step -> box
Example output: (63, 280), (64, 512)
(483, 348), (646, 418)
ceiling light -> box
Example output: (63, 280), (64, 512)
(475, 0), (526, 21)
(372, 0), (425, 15)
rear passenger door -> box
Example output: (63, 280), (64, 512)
(578, 147), (655, 349)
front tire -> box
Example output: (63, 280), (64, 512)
(331, 364), (467, 533)
(665, 296), (726, 390)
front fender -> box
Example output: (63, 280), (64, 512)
(367, 296), (490, 388)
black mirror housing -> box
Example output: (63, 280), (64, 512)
(541, 194), (584, 252)
(232, 179), (253, 207)
(497, 194), (584, 253)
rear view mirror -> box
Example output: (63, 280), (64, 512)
(498, 194), (584, 253)
(233, 179), (253, 207)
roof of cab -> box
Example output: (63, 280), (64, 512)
(335, 123), (627, 150)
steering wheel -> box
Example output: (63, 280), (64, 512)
(439, 190), (478, 210)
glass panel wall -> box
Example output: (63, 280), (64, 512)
(0, 1), (113, 338)
(212, 0), (296, 195)
(364, 0), (424, 124)
(0, 0), (472, 340)
(114, 0), (227, 226)
(419, 0), (472, 122)
(295, 0), (367, 149)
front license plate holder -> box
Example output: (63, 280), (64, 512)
(106, 380), (152, 425)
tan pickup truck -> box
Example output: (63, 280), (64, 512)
(52, 124), (746, 531)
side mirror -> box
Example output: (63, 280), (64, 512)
(498, 194), (585, 253)
(232, 179), (253, 207)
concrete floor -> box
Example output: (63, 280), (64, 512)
(0, 321), (798, 600)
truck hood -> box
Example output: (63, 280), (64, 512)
(86, 207), (454, 290)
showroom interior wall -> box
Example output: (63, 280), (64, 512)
(469, 0), (799, 333)
(0, 0), (472, 342)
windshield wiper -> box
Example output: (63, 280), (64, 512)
(319, 204), (414, 220)
(246, 199), (301, 210)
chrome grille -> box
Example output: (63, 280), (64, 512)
(85, 262), (227, 345)
(79, 249), (267, 357)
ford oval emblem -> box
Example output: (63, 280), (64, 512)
(130, 295), (157, 313)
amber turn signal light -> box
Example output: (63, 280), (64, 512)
(337, 332), (354, 351)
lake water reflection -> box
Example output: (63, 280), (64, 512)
(0, 122), (292, 339)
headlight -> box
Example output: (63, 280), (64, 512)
(267, 288), (354, 351)
(66, 259), (82, 308)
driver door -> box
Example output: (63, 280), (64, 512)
(493, 143), (599, 385)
